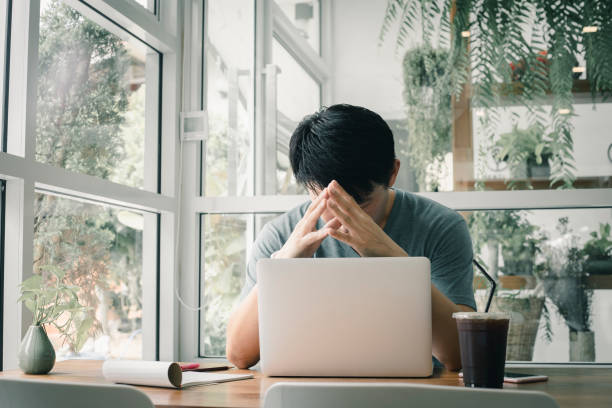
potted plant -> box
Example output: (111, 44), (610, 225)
(540, 217), (595, 361)
(18, 266), (91, 374)
(469, 210), (549, 361)
(582, 222), (612, 275)
(495, 125), (553, 181)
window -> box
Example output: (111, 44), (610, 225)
(0, 180), (5, 370)
(276, 0), (320, 54)
(272, 38), (321, 195)
(36, 0), (160, 192)
(33, 193), (154, 359)
(199, 213), (281, 357)
(0, 0), (9, 152)
(467, 208), (612, 363)
(202, 0), (254, 197)
(0, 0), (177, 369)
(133, 0), (157, 14)
(195, 0), (612, 366)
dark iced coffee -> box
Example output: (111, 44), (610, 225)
(453, 312), (510, 388)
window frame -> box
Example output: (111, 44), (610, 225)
(189, 0), (612, 365)
(0, 0), (181, 368)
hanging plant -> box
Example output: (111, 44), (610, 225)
(381, 0), (612, 189)
(401, 46), (452, 191)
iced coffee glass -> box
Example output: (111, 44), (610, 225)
(453, 312), (510, 388)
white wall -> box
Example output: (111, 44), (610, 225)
(329, 0), (408, 120)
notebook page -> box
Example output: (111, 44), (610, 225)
(102, 360), (181, 388)
(181, 371), (254, 387)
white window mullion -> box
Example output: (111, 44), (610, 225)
(193, 189), (612, 215)
(270, 0), (329, 82)
(6, 0), (38, 159)
(2, 177), (35, 369)
(67, 0), (176, 53)
(177, 0), (202, 362)
(156, 0), (182, 362)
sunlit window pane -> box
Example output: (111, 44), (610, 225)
(276, 0), (320, 54)
(200, 213), (280, 357)
(132, 0), (156, 14)
(33, 193), (148, 360)
(273, 39), (320, 195)
(203, 0), (254, 197)
(36, 0), (159, 191)
(467, 208), (612, 363)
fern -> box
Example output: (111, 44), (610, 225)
(381, 0), (612, 190)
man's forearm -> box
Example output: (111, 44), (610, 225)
(226, 286), (260, 369)
(431, 284), (474, 371)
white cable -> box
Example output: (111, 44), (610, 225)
(172, 6), (203, 312)
(173, 139), (203, 312)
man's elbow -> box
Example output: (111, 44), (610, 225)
(440, 354), (462, 372)
(226, 345), (257, 369)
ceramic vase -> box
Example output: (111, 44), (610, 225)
(18, 325), (56, 374)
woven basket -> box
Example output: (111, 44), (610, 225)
(490, 295), (544, 361)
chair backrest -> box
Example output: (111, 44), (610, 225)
(0, 378), (154, 408)
(263, 382), (560, 408)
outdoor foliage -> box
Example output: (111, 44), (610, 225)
(382, 0), (612, 189)
(33, 1), (144, 356)
(203, 215), (247, 356)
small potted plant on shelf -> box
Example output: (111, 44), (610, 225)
(540, 217), (595, 362)
(582, 222), (612, 275)
(495, 124), (553, 181)
(18, 266), (91, 374)
(469, 210), (549, 361)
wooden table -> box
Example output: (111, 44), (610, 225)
(1, 360), (611, 408)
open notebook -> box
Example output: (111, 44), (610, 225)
(102, 360), (253, 389)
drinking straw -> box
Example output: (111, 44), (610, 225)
(473, 259), (497, 313)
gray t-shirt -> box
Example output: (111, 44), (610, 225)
(240, 188), (476, 310)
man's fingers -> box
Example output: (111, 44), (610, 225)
(328, 181), (360, 215)
(302, 197), (327, 231)
(304, 188), (328, 217)
(329, 227), (353, 246)
(305, 227), (332, 245)
(323, 216), (341, 230)
(327, 198), (354, 230)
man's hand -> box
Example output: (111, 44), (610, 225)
(326, 180), (407, 257)
(274, 187), (339, 259)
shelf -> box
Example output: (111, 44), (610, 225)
(458, 176), (612, 191)
(586, 275), (612, 290)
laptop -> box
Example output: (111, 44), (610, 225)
(257, 257), (433, 377)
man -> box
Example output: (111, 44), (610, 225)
(226, 104), (476, 370)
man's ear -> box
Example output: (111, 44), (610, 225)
(387, 159), (401, 187)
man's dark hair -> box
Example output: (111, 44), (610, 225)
(289, 104), (396, 203)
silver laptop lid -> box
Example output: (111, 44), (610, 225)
(257, 257), (432, 377)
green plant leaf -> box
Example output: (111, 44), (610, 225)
(20, 275), (43, 291)
(74, 316), (94, 353)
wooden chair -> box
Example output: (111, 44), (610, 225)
(0, 378), (154, 408)
(263, 382), (560, 408)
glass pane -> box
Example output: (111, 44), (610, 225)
(33, 193), (147, 360)
(132, 0), (156, 13)
(203, 0), (254, 197)
(273, 39), (321, 195)
(467, 208), (612, 362)
(200, 213), (281, 357)
(276, 0), (320, 54)
(0, 0), (7, 152)
(325, 1), (612, 192)
(36, 0), (159, 191)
